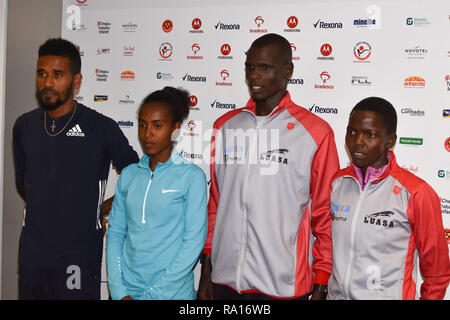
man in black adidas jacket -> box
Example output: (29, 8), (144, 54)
(12, 38), (139, 299)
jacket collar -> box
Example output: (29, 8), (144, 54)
(137, 147), (182, 172)
(243, 91), (293, 117)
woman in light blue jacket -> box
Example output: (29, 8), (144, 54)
(106, 87), (208, 300)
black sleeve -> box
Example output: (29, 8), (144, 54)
(13, 117), (26, 199)
(103, 117), (139, 173)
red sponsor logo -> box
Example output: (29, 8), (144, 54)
(445, 137), (450, 152)
(404, 76), (425, 88)
(320, 71), (331, 83)
(353, 41), (372, 61)
(77, 0), (87, 3)
(192, 43), (200, 54)
(189, 96), (198, 107)
(287, 16), (298, 28)
(162, 19), (173, 33)
(221, 44), (231, 56)
(445, 229), (450, 244)
(393, 186), (402, 195)
(159, 42), (173, 59)
(321, 44), (332, 56)
(220, 69), (230, 81)
(254, 16), (264, 27)
(120, 71), (135, 81)
(192, 18), (202, 30)
(287, 122), (295, 130)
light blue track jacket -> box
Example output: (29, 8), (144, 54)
(106, 148), (207, 300)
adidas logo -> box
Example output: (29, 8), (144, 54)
(66, 124), (85, 137)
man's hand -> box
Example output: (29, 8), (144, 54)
(197, 254), (214, 300)
(102, 196), (114, 236)
(310, 284), (327, 300)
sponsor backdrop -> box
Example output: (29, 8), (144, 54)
(62, 0), (450, 299)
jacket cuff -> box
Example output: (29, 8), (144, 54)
(313, 269), (330, 285)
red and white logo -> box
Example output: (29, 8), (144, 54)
(254, 16), (264, 27)
(445, 137), (450, 152)
(444, 229), (450, 244)
(192, 43), (200, 54)
(353, 41), (372, 61)
(162, 19), (173, 33)
(187, 120), (196, 131)
(220, 69), (230, 81)
(76, 0), (87, 4)
(320, 44), (332, 56)
(287, 122), (295, 130)
(320, 71), (331, 83)
(221, 44), (231, 56)
(192, 18), (202, 30)
(404, 76), (425, 88)
(120, 71), (135, 81)
(159, 42), (173, 59)
(287, 16), (298, 28)
(189, 96), (198, 107)
(393, 186), (402, 195)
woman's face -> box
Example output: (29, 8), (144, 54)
(138, 102), (180, 159)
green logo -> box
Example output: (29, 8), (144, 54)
(399, 137), (423, 145)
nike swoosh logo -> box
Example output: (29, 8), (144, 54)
(215, 21), (221, 29)
(313, 19), (320, 28)
(161, 189), (180, 194)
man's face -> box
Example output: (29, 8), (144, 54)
(345, 110), (396, 174)
(245, 43), (293, 106)
(36, 55), (80, 110)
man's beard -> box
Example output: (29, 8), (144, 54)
(36, 83), (73, 111)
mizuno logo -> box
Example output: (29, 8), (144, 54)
(161, 189), (179, 194)
(66, 124), (85, 137)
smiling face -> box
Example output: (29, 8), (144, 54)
(245, 43), (293, 114)
(36, 55), (81, 111)
(138, 102), (180, 168)
(346, 110), (396, 175)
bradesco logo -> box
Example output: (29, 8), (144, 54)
(353, 41), (372, 62)
(250, 16), (268, 33)
(190, 18), (204, 33)
(314, 71), (334, 89)
(290, 43), (300, 61)
(218, 44), (232, 60)
(162, 19), (173, 33)
(187, 43), (203, 60)
(399, 137), (423, 146)
(318, 43), (334, 61)
(284, 16), (300, 32)
(216, 69), (232, 86)
(404, 76), (425, 88)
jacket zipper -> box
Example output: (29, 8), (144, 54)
(142, 173), (153, 224)
(343, 176), (367, 299)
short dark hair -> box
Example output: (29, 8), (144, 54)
(38, 38), (81, 75)
(350, 97), (397, 134)
(249, 33), (292, 63)
(140, 86), (190, 124)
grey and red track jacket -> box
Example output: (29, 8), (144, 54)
(328, 151), (450, 300)
(202, 92), (339, 298)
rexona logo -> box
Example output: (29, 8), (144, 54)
(284, 16), (300, 32)
(250, 16), (268, 33)
(187, 43), (203, 60)
(210, 99), (236, 110)
(314, 71), (334, 89)
(162, 19), (173, 33)
(404, 76), (425, 88)
(399, 137), (423, 145)
(214, 21), (240, 30)
(288, 77), (304, 85)
(159, 42), (173, 60)
(318, 43), (334, 61)
(189, 95), (199, 111)
(218, 44), (232, 60)
(353, 41), (372, 62)
(190, 18), (204, 33)
(290, 43), (300, 61)
(182, 73), (206, 83)
(313, 19), (343, 29)
(120, 71), (135, 81)
(308, 103), (338, 114)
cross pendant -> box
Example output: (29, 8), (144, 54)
(50, 120), (56, 132)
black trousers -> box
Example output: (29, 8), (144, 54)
(214, 284), (310, 300)
(19, 266), (101, 300)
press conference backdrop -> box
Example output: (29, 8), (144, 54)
(61, 0), (450, 300)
